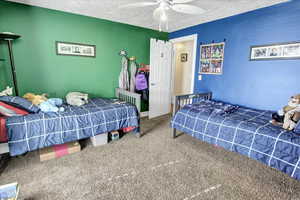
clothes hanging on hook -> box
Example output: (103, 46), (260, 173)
(129, 60), (137, 92)
(138, 63), (150, 72)
(118, 56), (129, 90)
(135, 70), (149, 101)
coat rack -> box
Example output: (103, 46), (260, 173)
(0, 32), (21, 96)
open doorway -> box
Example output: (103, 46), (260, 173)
(170, 34), (197, 102)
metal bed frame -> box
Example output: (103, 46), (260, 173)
(171, 92), (212, 138)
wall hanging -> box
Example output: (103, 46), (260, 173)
(56, 41), (96, 57)
(180, 53), (188, 62)
(250, 41), (300, 61)
(199, 42), (225, 75)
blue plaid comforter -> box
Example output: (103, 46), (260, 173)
(6, 98), (139, 156)
(171, 100), (300, 181)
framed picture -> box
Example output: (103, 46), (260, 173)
(181, 53), (188, 62)
(250, 41), (300, 61)
(199, 42), (225, 75)
(56, 41), (96, 57)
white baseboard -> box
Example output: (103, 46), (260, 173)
(140, 111), (149, 118)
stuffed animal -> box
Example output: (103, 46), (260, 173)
(283, 111), (300, 131)
(23, 93), (47, 105)
(271, 94), (300, 131)
(39, 98), (65, 112)
(66, 92), (88, 106)
(0, 86), (13, 96)
(23, 93), (64, 113)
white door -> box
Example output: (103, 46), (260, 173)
(149, 38), (173, 119)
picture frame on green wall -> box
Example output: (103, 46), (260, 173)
(56, 41), (96, 58)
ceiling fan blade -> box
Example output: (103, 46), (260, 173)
(120, 1), (159, 8)
(172, 0), (196, 3)
(172, 4), (206, 14)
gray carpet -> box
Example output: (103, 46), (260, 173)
(1, 115), (300, 200)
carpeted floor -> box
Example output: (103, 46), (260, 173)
(1, 115), (300, 200)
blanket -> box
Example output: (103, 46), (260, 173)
(171, 100), (300, 181)
(7, 98), (139, 156)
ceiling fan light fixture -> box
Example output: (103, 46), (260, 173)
(160, 10), (168, 22)
(121, 0), (204, 32)
(158, 9), (169, 32)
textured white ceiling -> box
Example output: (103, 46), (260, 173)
(6, 0), (288, 32)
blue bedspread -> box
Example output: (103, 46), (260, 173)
(171, 100), (300, 181)
(7, 98), (139, 156)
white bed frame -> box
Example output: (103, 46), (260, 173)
(115, 88), (141, 114)
(0, 90), (143, 155)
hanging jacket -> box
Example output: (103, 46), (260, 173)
(118, 57), (129, 90)
(130, 61), (137, 92)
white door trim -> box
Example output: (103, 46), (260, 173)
(170, 34), (198, 97)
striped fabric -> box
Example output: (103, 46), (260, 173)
(171, 100), (300, 181)
(0, 96), (40, 113)
(7, 98), (139, 156)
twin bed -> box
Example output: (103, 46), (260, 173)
(2, 90), (300, 181)
(0, 89), (141, 156)
(171, 92), (300, 181)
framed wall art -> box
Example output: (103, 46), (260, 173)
(180, 53), (188, 62)
(56, 41), (96, 57)
(199, 42), (225, 75)
(250, 41), (300, 61)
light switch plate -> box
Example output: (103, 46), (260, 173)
(198, 75), (202, 80)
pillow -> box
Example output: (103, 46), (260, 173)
(0, 101), (29, 117)
(294, 121), (300, 134)
(0, 96), (40, 113)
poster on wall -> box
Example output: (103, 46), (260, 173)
(199, 42), (225, 75)
(180, 53), (188, 62)
(250, 41), (300, 61)
(56, 41), (96, 57)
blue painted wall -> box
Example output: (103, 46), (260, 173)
(169, 0), (300, 111)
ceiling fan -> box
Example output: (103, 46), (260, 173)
(121, 0), (206, 31)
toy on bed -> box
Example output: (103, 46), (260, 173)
(0, 86), (13, 96)
(271, 94), (300, 131)
(66, 92), (88, 106)
(23, 93), (65, 113)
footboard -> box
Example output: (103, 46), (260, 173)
(115, 88), (142, 137)
(115, 88), (141, 114)
(172, 92), (212, 138)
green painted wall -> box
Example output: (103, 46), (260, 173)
(0, 1), (168, 98)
